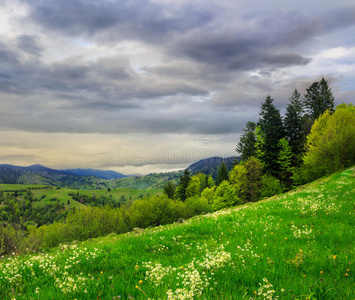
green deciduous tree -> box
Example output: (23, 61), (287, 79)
(303, 103), (355, 178)
(230, 156), (263, 202)
(163, 181), (176, 199)
(212, 181), (241, 211)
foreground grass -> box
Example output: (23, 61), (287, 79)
(1, 168), (354, 299)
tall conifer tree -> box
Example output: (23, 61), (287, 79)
(257, 96), (285, 177)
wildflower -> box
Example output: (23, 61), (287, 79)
(100, 271), (103, 274)
(281, 288), (285, 292)
(333, 255), (337, 260)
(139, 280), (143, 284)
(345, 273), (348, 276)
(320, 271), (323, 274)
(135, 285), (139, 289)
(135, 265), (139, 269)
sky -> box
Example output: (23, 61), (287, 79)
(0, 0), (354, 175)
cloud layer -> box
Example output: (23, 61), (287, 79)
(0, 0), (354, 173)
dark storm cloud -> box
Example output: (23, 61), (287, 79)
(25, 0), (214, 43)
(17, 35), (42, 56)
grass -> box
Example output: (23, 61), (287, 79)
(0, 167), (354, 299)
(0, 184), (162, 208)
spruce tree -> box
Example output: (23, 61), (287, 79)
(257, 96), (285, 177)
(176, 169), (190, 201)
(303, 77), (335, 120)
(216, 161), (229, 186)
(284, 89), (305, 166)
(236, 121), (256, 162)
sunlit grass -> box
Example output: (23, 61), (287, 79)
(0, 167), (354, 299)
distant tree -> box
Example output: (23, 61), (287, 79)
(236, 121), (256, 161)
(216, 162), (229, 186)
(303, 104), (355, 178)
(163, 181), (176, 199)
(257, 96), (285, 177)
(284, 89), (305, 165)
(303, 78), (335, 120)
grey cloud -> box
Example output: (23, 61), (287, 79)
(26, 0), (214, 43)
(17, 35), (42, 56)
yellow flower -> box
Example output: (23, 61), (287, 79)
(345, 273), (348, 277)
(135, 265), (139, 269)
(333, 255), (337, 260)
(285, 238), (288, 240)
(135, 285), (139, 289)
(303, 275), (306, 277)
(100, 271), (103, 274)
(320, 271), (323, 274)
(139, 280), (143, 284)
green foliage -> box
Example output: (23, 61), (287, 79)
(277, 138), (294, 189)
(175, 169), (191, 202)
(284, 89), (305, 165)
(236, 121), (257, 161)
(163, 181), (175, 199)
(200, 186), (215, 204)
(303, 104), (355, 179)
(303, 77), (335, 120)
(212, 180), (241, 211)
(261, 174), (283, 198)
(257, 96), (285, 177)
(216, 162), (229, 186)
(185, 196), (211, 216)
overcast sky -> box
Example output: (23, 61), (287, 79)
(0, 0), (354, 175)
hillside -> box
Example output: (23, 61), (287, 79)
(1, 167), (353, 299)
(61, 168), (128, 179)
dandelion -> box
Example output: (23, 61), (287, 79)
(320, 271), (323, 274)
(333, 255), (337, 260)
(345, 273), (348, 276)
(135, 265), (139, 269)
(139, 280), (143, 284)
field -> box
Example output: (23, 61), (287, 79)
(0, 184), (162, 208)
(0, 167), (354, 299)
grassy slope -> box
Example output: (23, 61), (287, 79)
(0, 184), (162, 208)
(1, 168), (354, 300)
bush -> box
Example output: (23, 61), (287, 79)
(0, 223), (26, 256)
(186, 196), (211, 217)
(261, 174), (283, 198)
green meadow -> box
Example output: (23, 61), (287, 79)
(0, 184), (162, 208)
(0, 167), (354, 299)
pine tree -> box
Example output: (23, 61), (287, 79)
(284, 89), (305, 166)
(277, 138), (294, 189)
(216, 161), (229, 186)
(175, 169), (190, 201)
(303, 77), (335, 120)
(257, 95), (285, 177)
(236, 121), (256, 162)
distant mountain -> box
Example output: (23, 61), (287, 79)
(0, 164), (108, 189)
(62, 168), (127, 179)
(188, 156), (237, 179)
